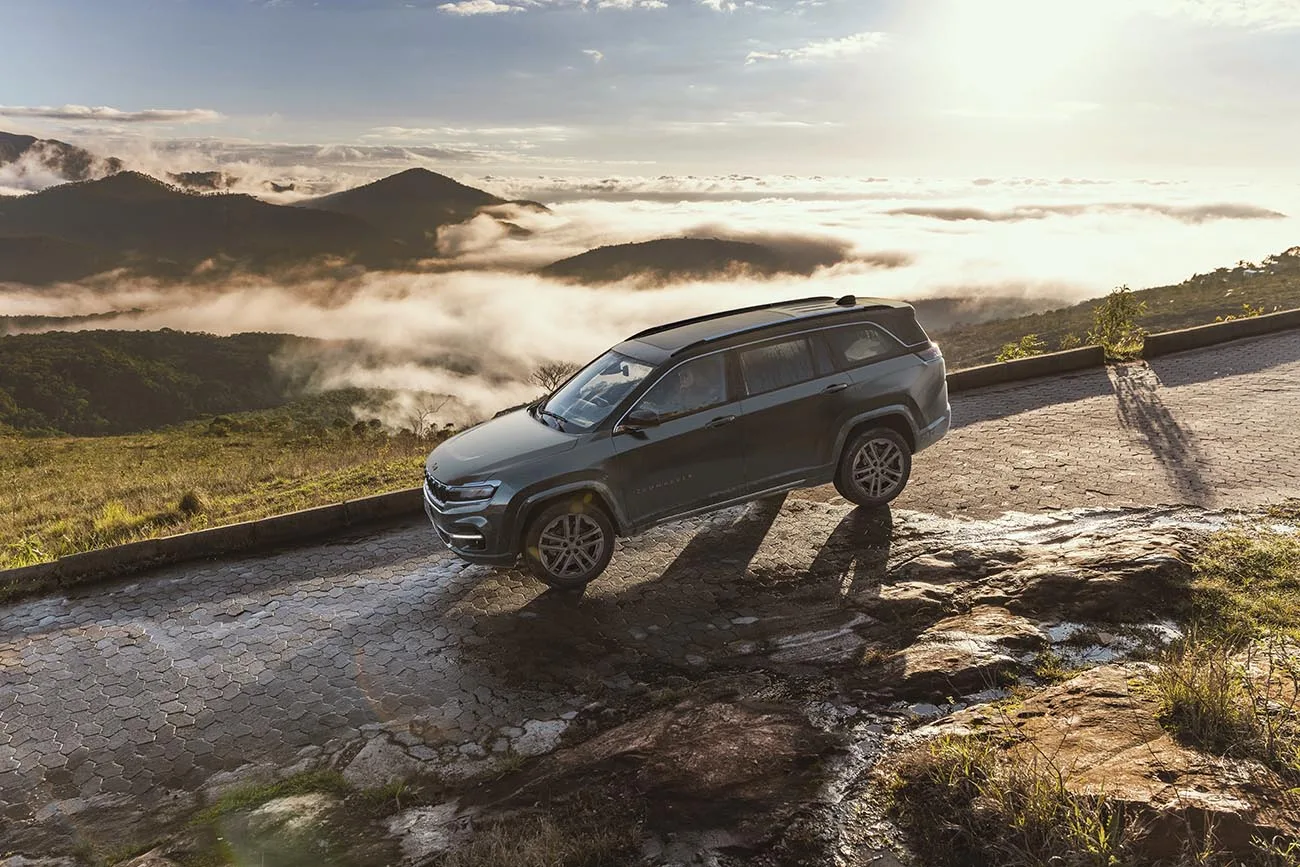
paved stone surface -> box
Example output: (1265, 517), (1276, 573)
(1, 329), (1298, 851)
(809, 329), (1300, 515)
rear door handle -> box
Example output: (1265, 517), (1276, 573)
(822, 383), (850, 394)
(707, 415), (738, 428)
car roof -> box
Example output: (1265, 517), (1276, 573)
(615, 295), (912, 361)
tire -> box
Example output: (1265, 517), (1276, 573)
(522, 497), (616, 590)
(834, 427), (912, 507)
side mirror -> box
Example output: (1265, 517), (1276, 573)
(620, 408), (661, 432)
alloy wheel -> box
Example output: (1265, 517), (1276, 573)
(537, 513), (607, 578)
(851, 437), (906, 500)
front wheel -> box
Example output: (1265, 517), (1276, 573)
(834, 427), (912, 507)
(522, 498), (615, 590)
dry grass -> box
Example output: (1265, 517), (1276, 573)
(888, 734), (1130, 867)
(438, 796), (642, 867)
(0, 423), (439, 570)
(888, 731), (1300, 867)
(1152, 637), (1300, 780)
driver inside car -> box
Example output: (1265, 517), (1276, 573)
(641, 361), (722, 419)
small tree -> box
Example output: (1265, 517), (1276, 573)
(531, 361), (581, 393)
(1057, 333), (1081, 351)
(996, 334), (1047, 362)
(1087, 285), (1148, 359)
(408, 395), (451, 438)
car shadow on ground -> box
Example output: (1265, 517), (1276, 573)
(949, 368), (1114, 430)
(465, 498), (898, 692)
(1110, 365), (1211, 506)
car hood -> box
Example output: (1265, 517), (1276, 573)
(426, 408), (576, 483)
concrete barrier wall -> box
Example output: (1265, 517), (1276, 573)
(946, 345), (1106, 393)
(1142, 308), (1300, 359)
(0, 488), (425, 602)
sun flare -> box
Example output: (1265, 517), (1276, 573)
(931, 0), (1115, 114)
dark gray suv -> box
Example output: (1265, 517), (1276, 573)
(423, 295), (950, 589)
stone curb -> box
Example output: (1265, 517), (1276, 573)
(946, 345), (1106, 393)
(0, 488), (424, 602)
(1142, 307), (1300, 359)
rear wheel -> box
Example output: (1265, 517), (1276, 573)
(522, 497), (615, 590)
(834, 427), (912, 507)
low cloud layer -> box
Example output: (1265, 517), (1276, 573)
(0, 105), (222, 124)
(3, 161), (1298, 423)
(888, 202), (1287, 225)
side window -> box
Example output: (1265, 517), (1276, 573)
(634, 354), (728, 421)
(824, 324), (899, 370)
(738, 337), (816, 396)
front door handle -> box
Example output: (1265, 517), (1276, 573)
(823, 382), (850, 394)
(707, 414), (738, 428)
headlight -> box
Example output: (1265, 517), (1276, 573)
(443, 482), (499, 503)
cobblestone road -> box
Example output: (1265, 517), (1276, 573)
(2, 330), (1299, 852)
(810, 329), (1300, 515)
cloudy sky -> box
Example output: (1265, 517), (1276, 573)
(3, 0), (1299, 179)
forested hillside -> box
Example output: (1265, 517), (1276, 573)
(0, 330), (311, 434)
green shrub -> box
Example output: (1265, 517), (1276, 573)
(996, 334), (1048, 362)
(1087, 286), (1148, 359)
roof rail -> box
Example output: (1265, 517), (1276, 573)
(667, 302), (891, 357)
(628, 296), (835, 341)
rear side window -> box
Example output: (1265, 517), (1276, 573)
(739, 337), (816, 396)
(823, 324), (901, 370)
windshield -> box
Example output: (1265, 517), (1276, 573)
(540, 351), (655, 431)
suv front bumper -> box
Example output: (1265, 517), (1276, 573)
(422, 486), (518, 567)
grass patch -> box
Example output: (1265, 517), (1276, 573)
(436, 794), (642, 867)
(1152, 637), (1300, 780)
(192, 770), (349, 826)
(356, 777), (412, 812)
(1148, 523), (1300, 783)
(0, 414), (444, 575)
(1032, 648), (1084, 684)
(1264, 499), (1300, 525)
(1191, 527), (1300, 645)
(887, 734), (1130, 867)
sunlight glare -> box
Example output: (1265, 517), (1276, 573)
(932, 0), (1115, 116)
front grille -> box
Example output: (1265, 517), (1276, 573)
(425, 471), (453, 504)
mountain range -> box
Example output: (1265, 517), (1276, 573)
(0, 130), (851, 285)
(0, 131), (123, 183)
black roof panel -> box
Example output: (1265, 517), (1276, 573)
(635, 308), (793, 351)
(622, 295), (911, 356)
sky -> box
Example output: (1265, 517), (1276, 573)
(3, 0), (1300, 179)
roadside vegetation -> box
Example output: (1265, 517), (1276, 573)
(937, 246), (1300, 368)
(0, 399), (447, 572)
(1151, 522), (1300, 781)
(889, 733), (1131, 867)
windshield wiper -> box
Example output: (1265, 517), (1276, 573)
(535, 406), (568, 431)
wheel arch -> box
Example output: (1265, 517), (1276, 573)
(834, 407), (918, 461)
(512, 482), (626, 551)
